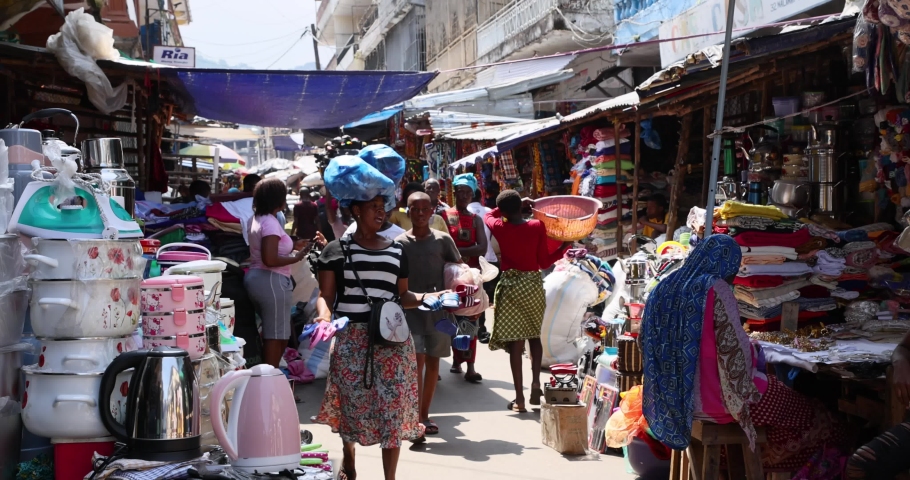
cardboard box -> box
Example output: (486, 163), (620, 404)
(541, 403), (588, 455)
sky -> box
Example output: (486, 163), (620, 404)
(128, 0), (336, 70)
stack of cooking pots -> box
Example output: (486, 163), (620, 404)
(20, 238), (144, 442)
(0, 234), (27, 477)
(81, 138), (136, 218)
(139, 274), (227, 446)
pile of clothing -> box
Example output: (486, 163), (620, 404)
(708, 202), (899, 330)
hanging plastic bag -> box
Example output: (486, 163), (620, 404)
(853, 15), (873, 72)
(640, 119), (661, 150)
(357, 144), (405, 184)
(43, 142), (78, 208)
(46, 8), (128, 114)
(323, 155), (397, 211)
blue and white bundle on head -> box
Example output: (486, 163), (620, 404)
(358, 144), (405, 184)
(324, 155), (396, 211)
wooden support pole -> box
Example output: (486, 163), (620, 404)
(667, 113), (693, 239)
(701, 107), (712, 206)
(631, 113), (642, 230)
(614, 120), (624, 253)
(136, 88), (146, 192)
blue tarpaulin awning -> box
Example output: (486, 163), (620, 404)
(173, 70), (436, 129)
(343, 108), (402, 129)
(273, 135), (303, 152)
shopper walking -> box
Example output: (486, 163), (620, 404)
(314, 154), (447, 480)
(389, 182), (449, 233)
(442, 174), (487, 383)
(245, 178), (324, 368)
(485, 190), (569, 411)
(396, 192), (462, 437)
(424, 178), (450, 215)
(292, 187), (319, 241)
(467, 188), (499, 344)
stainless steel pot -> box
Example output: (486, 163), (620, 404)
(814, 181), (845, 214)
(625, 260), (649, 282)
(81, 138), (123, 170)
(772, 203), (809, 219)
(807, 146), (839, 183)
(770, 180), (811, 208)
(100, 169), (135, 219)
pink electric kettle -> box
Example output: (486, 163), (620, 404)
(210, 364), (301, 473)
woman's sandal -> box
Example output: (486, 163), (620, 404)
(529, 387), (544, 406)
(339, 470), (356, 480)
(464, 372), (482, 383)
(422, 420), (439, 435)
(507, 400), (527, 413)
(450, 365), (463, 374)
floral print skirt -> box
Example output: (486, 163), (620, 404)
(314, 323), (425, 448)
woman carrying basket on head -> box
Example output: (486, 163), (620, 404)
(484, 190), (571, 412)
(313, 152), (449, 480)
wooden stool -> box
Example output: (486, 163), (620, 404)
(669, 420), (767, 480)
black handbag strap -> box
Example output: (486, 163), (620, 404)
(341, 237), (376, 389)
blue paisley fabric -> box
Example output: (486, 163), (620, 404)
(640, 234), (742, 449)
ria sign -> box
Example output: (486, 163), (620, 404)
(153, 46), (196, 68)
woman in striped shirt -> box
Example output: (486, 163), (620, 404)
(313, 195), (446, 480)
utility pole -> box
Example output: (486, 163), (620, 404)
(311, 23), (321, 70)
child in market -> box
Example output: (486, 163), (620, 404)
(639, 193), (668, 239)
(395, 192), (462, 437)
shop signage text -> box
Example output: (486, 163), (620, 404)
(153, 46), (196, 68)
(658, 0), (829, 67)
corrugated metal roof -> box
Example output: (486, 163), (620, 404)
(473, 55), (577, 88)
(437, 117), (560, 141)
(560, 91), (640, 124)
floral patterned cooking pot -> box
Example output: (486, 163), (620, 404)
(25, 239), (145, 280)
(140, 275), (206, 314)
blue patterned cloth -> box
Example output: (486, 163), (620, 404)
(640, 234), (742, 449)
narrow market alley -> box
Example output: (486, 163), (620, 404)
(295, 319), (637, 480)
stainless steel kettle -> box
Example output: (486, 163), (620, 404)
(99, 347), (201, 461)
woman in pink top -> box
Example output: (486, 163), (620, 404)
(245, 178), (324, 367)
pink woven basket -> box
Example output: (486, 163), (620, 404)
(532, 196), (602, 242)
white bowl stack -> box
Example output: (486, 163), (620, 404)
(20, 238), (145, 441)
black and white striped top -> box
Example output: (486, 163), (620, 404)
(316, 237), (409, 323)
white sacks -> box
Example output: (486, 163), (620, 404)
(540, 266), (598, 367)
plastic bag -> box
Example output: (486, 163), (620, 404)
(605, 385), (649, 448)
(46, 8), (128, 115)
(43, 142), (78, 208)
(358, 144), (405, 184)
(853, 15), (873, 72)
(323, 155), (396, 211)
(541, 266), (598, 367)
(443, 262), (489, 317)
(640, 119), (662, 150)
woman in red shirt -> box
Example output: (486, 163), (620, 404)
(485, 190), (569, 412)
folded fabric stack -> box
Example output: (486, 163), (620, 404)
(578, 154), (635, 262)
(708, 202), (901, 330)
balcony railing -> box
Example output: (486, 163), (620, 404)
(614, 0), (661, 24)
(476, 0), (558, 58)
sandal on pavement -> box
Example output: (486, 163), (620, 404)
(339, 471), (356, 480)
(411, 435), (427, 445)
(422, 420), (439, 435)
(450, 365), (463, 374)
(529, 387), (543, 406)
(464, 372), (482, 383)
(507, 400), (527, 413)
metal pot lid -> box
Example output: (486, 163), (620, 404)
(146, 346), (194, 357)
(22, 365), (104, 376)
(164, 260), (226, 274)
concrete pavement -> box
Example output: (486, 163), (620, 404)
(294, 338), (637, 480)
